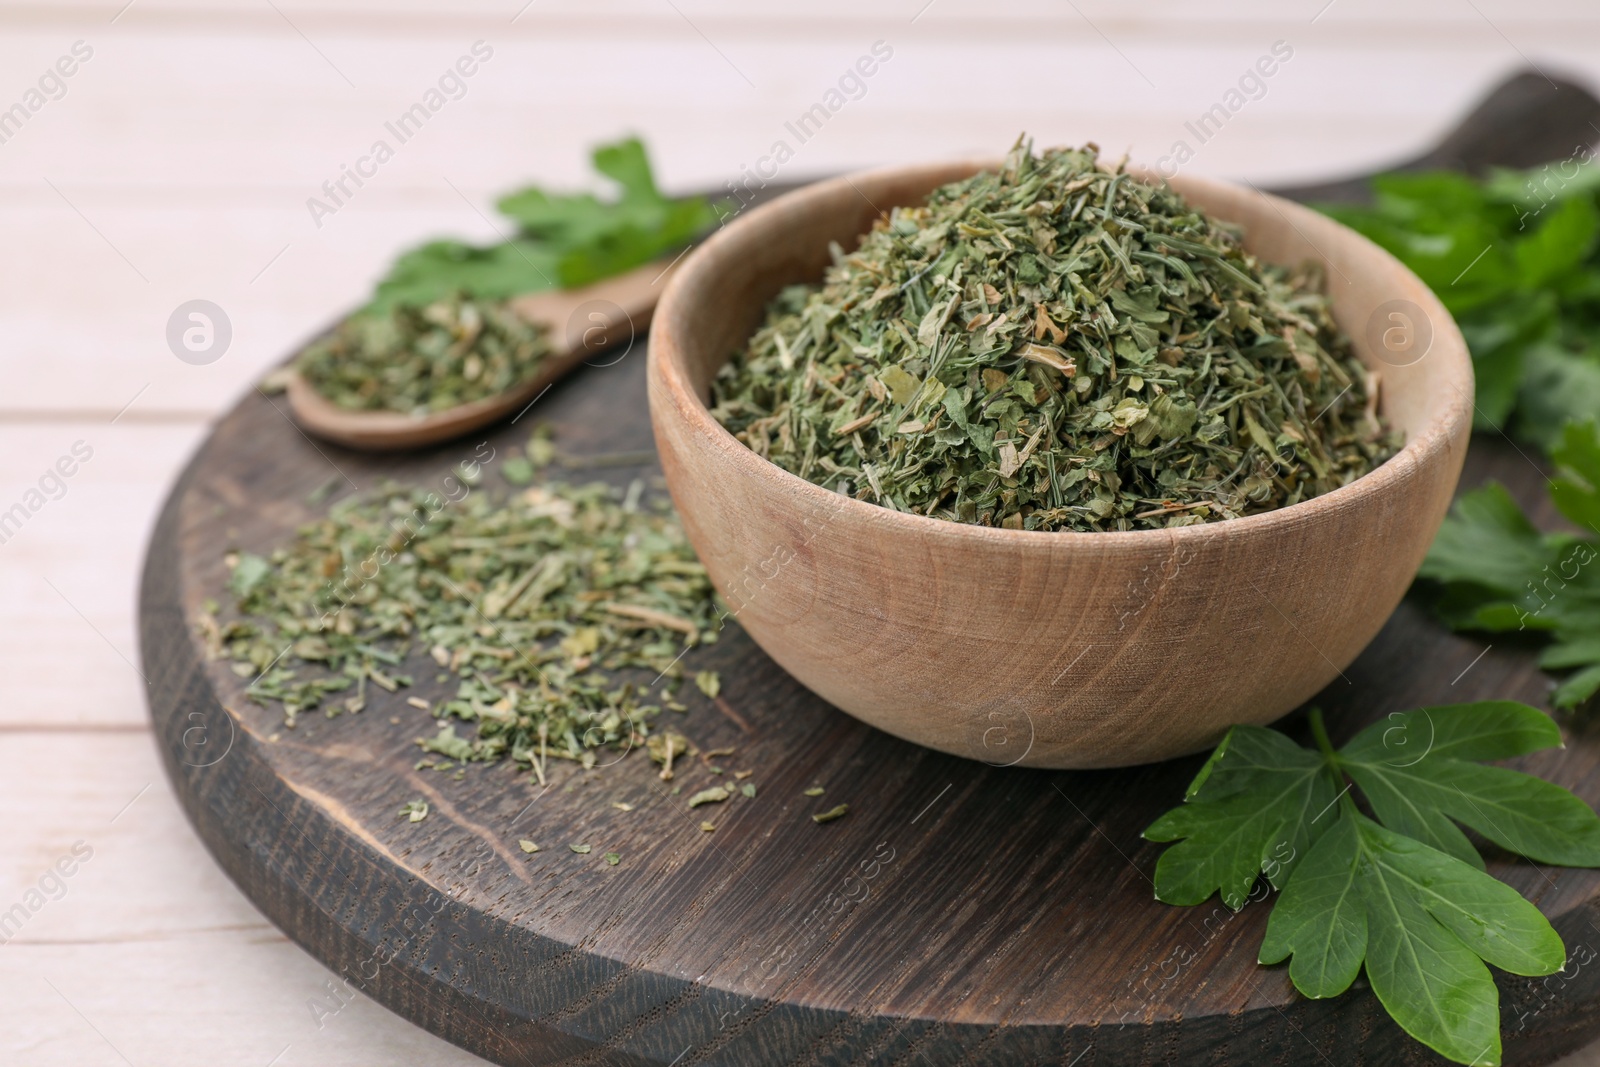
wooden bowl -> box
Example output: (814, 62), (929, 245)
(647, 160), (1473, 769)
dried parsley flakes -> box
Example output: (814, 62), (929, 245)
(687, 786), (731, 808)
(710, 139), (1398, 532)
(298, 293), (551, 415)
(398, 799), (429, 822)
(812, 803), (850, 824)
(213, 479), (720, 776)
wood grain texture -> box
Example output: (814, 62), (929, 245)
(142, 345), (1600, 1067)
(649, 161), (1472, 768)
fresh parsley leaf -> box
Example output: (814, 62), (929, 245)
(1317, 160), (1600, 442)
(1551, 413), (1600, 532)
(1418, 482), (1550, 601)
(370, 238), (561, 312)
(496, 136), (720, 288)
(1339, 704), (1600, 867)
(367, 138), (720, 311)
(1146, 703), (1600, 1065)
(1419, 421), (1600, 708)
(1144, 725), (1340, 907)
(1515, 195), (1600, 290)
(1517, 343), (1600, 450)
(1259, 810), (1564, 1065)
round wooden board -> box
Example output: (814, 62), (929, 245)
(139, 72), (1600, 1067)
(141, 344), (1600, 1067)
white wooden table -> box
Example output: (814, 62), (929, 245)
(4, 2), (1600, 1063)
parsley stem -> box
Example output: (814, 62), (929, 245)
(1308, 707), (1339, 765)
(1307, 707), (1358, 816)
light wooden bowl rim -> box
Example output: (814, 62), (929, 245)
(652, 159), (1473, 550)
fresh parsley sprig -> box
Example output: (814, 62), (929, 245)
(368, 137), (722, 312)
(1145, 702), (1600, 1065)
(1318, 164), (1600, 446)
(1419, 419), (1600, 709)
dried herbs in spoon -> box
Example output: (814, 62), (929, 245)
(296, 293), (551, 415)
(710, 139), (1398, 532)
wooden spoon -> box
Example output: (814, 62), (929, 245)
(286, 256), (677, 451)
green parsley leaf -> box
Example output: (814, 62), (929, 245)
(496, 136), (720, 288)
(1144, 725), (1340, 908)
(1515, 195), (1600, 290)
(1339, 704), (1600, 867)
(1551, 415), (1600, 531)
(368, 138), (720, 312)
(1418, 483), (1550, 599)
(1147, 703), (1600, 1065)
(1418, 421), (1600, 708)
(369, 239), (560, 312)
(1317, 162), (1600, 443)
(1260, 810), (1563, 1065)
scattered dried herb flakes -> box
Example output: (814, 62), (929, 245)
(711, 140), (1398, 532)
(803, 786), (825, 797)
(812, 803), (849, 824)
(297, 293), (551, 415)
(570, 844), (592, 854)
(740, 783), (757, 798)
(694, 670), (721, 698)
(210, 480), (720, 780)
(501, 456), (535, 485)
(700, 820), (716, 832)
(519, 839), (539, 853)
(649, 731), (694, 780)
(604, 852), (621, 866)
(687, 786), (731, 808)
(398, 800), (429, 822)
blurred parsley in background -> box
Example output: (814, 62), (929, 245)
(1321, 153), (1600, 448)
(369, 137), (722, 311)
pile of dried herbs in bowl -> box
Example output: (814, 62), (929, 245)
(204, 476), (721, 776)
(296, 294), (551, 415)
(709, 139), (1400, 532)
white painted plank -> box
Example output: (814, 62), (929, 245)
(5, 0), (1600, 31)
(0, 27), (1595, 413)
(0, 732), (483, 1067)
(0, 422), (204, 726)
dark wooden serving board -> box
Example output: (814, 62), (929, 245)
(142, 73), (1600, 1066)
